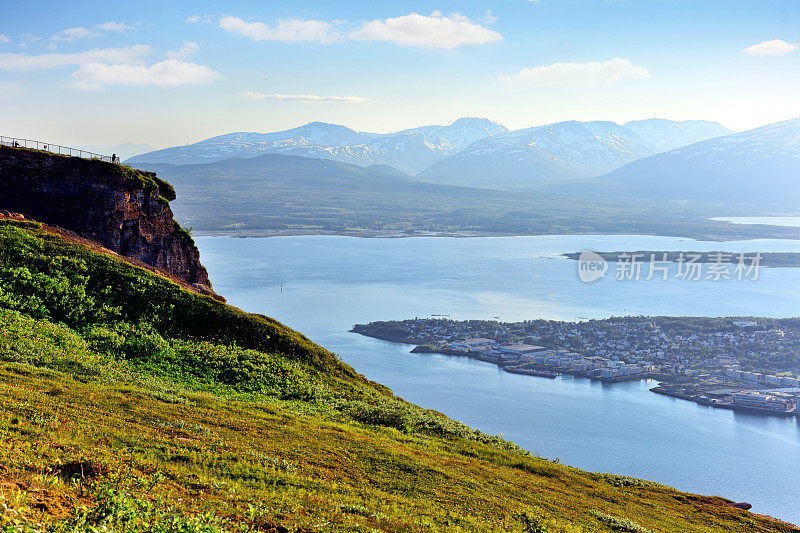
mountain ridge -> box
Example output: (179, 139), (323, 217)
(128, 117), (731, 186)
(126, 117), (509, 174)
(599, 116), (800, 202)
(417, 119), (658, 188)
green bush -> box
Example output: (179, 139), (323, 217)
(0, 220), (350, 375)
(340, 400), (414, 432)
(591, 510), (653, 532)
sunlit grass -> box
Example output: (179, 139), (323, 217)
(0, 219), (795, 532)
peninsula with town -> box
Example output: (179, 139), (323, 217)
(352, 316), (800, 417)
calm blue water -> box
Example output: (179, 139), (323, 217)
(196, 234), (800, 524)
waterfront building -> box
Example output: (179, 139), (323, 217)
(733, 392), (794, 414)
(450, 338), (495, 349)
(501, 344), (547, 356)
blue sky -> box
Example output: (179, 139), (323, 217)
(1, 0), (798, 149)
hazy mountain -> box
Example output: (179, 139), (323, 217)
(77, 142), (153, 161)
(600, 117), (800, 202)
(623, 119), (733, 152)
(129, 152), (793, 240)
(417, 120), (657, 188)
(126, 118), (508, 174)
(132, 153), (514, 232)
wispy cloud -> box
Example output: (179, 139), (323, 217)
(0, 45), (152, 70)
(240, 91), (370, 103)
(18, 33), (41, 48)
(166, 41), (199, 60)
(500, 57), (650, 86)
(219, 16), (340, 43)
(187, 15), (213, 24)
(349, 11), (502, 48)
(96, 21), (134, 32)
(743, 39), (798, 55)
(219, 12), (502, 49)
(0, 34), (10, 44)
(70, 59), (221, 91)
(52, 26), (99, 42)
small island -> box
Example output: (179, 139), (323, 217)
(352, 316), (800, 417)
(563, 251), (800, 267)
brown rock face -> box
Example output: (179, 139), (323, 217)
(0, 146), (211, 288)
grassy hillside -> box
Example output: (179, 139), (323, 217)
(0, 219), (797, 532)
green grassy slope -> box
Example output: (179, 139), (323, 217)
(0, 219), (797, 532)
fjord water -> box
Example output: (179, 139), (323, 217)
(196, 234), (800, 524)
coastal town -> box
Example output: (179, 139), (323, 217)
(351, 316), (800, 417)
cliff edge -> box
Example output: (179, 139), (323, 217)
(0, 145), (211, 290)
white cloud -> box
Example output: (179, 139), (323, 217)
(70, 59), (221, 90)
(349, 12), (502, 48)
(166, 41), (199, 60)
(240, 91), (370, 103)
(219, 16), (339, 43)
(96, 21), (134, 32)
(0, 34), (10, 44)
(187, 15), (213, 24)
(0, 45), (152, 70)
(500, 57), (650, 86)
(52, 26), (99, 42)
(743, 39), (798, 56)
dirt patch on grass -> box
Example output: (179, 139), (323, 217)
(55, 460), (109, 481)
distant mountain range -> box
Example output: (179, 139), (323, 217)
(419, 119), (734, 188)
(419, 120), (653, 188)
(127, 115), (800, 210)
(125, 117), (730, 183)
(126, 118), (508, 174)
(622, 119), (732, 153)
(600, 117), (800, 202)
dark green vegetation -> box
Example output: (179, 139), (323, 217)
(136, 154), (800, 241)
(1, 220), (798, 532)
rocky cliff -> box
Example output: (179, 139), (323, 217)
(0, 145), (211, 290)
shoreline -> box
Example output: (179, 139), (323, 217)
(192, 228), (800, 242)
(408, 343), (664, 384)
(354, 329), (800, 419)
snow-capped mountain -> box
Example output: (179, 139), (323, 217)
(417, 120), (658, 188)
(601, 117), (800, 202)
(126, 118), (508, 174)
(623, 119), (733, 152)
(125, 122), (376, 166)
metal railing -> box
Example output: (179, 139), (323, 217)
(0, 135), (115, 163)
